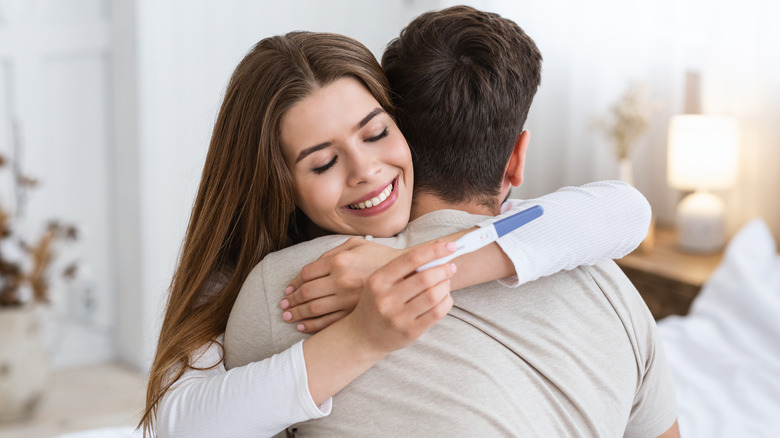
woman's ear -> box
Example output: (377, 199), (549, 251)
(505, 130), (529, 187)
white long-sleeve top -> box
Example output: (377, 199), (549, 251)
(156, 180), (651, 438)
(478, 180), (652, 287)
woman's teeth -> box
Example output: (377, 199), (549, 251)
(349, 183), (394, 210)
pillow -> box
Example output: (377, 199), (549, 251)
(688, 218), (780, 363)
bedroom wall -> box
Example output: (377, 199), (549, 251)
(441, 0), (780, 240)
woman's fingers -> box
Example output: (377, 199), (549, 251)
(287, 237), (366, 291)
(368, 240), (456, 292)
(295, 311), (349, 333)
(288, 240), (454, 315)
(344, 241), (458, 355)
(403, 278), (453, 320)
(377, 258), (455, 306)
(283, 293), (355, 322)
(284, 273), (362, 313)
(283, 277), (334, 309)
(401, 261), (456, 304)
(415, 289), (454, 327)
(288, 258), (331, 291)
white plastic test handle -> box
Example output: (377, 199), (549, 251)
(416, 225), (499, 272)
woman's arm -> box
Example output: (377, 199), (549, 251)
(157, 338), (329, 438)
(283, 180), (649, 330)
(462, 180), (651, 287)
(157, 242), (455, 437)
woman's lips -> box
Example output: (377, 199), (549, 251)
(342, 177), (399, 217)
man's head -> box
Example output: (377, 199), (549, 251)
(382, 5), (542, 211)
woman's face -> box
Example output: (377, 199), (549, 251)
(281, 77), (414, 237)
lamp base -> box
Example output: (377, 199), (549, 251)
(676, 190), (726, 253)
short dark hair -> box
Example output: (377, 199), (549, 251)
(382, 5), (542, 206)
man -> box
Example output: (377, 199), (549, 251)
(226, 6), (678, 437)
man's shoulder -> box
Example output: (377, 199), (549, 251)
(248, 234), (359, 280)
(576, 259), (662, 378)
(543, 259), (653, 329)
(264, 235), (351, 264)
(226, 235), (351, 369)
(578, 259), (652, 318)
(454, 259), (653, 349)
(237, 235), (353, 308)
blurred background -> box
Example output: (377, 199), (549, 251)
(0, 0), (778, 435)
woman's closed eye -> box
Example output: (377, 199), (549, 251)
(312, 156), (338, 175)
(366, 128), (388, 143)
(309, 127), (388, 175)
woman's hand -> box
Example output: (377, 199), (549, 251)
(281, 237), (405, 332)
(302, 241), (456, 404)
(343, 240), (456, 354)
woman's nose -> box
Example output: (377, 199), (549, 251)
(346, 152), (381, 186)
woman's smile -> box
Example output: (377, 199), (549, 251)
(344, 177), (398, 216)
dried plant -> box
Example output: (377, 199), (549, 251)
(593, 82), (654, 161)
(0, 153), (78, 308)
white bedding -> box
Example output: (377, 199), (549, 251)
(658, 218), (780, 437)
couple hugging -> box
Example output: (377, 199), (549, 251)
(143, 5), (679, 438)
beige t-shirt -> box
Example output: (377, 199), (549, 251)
(225, 209), (677, 437)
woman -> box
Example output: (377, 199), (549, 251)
(141, 32), (649, 437)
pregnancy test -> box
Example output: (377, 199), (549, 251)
(416, 205), (544, 272)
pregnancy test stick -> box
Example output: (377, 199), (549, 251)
(416, 205), (544, 272)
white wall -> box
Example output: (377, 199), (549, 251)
(447, 0), (780, 239)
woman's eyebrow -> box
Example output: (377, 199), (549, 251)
(295, 108), (386, 164)
(356, 108), (385, 131)
(295, 141), (331, 163)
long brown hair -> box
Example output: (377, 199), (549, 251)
(140, 31), (393, 436)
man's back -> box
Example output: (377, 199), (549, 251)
(225, 209), (676, 437)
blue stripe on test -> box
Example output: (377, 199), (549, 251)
(493, 205), (544, 238)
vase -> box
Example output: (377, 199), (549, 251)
(619, 158), (634, 186)
(0, 304), (49, 422)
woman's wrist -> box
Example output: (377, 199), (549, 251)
(302, 317), (388, 405)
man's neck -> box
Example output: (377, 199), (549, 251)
(409, 191), (500, 221)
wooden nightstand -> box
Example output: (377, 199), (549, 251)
(615, 226), (724, 320)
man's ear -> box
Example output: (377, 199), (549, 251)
(504, 130), (529, 188)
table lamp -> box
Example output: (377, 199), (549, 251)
(667, 115), (739, 253)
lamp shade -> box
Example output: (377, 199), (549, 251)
(667, 115), (739, 190)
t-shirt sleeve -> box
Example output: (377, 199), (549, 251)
(583, 260), (678, 437)
(476, 180), (651, 287)
(157, 337), (332, 438)
(623, 296), (679, 438)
